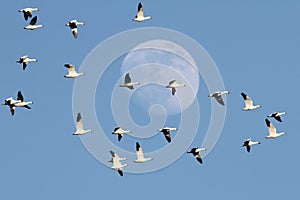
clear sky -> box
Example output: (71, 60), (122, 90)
(1, 1), (299, 199)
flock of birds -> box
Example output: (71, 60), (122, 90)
(3, 3), (287, 176)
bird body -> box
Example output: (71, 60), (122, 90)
(66, 20), (85, 39)
(24, 16), (43, 30)
(119, 73), (140, 89)
(64, 64), (84, 78)
(18, 8), (39, 21)
(241, 92), (261, 110)
(241, 138), (260, 152)
(133, 3), (152, 22)
(267, 112), (286, 122)
(208, 90), (230, 106)
(265, 119), (286, 139)
(112, 127), (131, 141)
(134, 142), (153, 163)
(158, 127), (177, 143)
(187, 147), (206, 164)
(166, 80), (186, 95)
(73, 113), (92, 135)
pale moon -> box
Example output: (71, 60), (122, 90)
(121, 40), (200, 115)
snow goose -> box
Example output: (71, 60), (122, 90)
(65, 20), (85, 39)
(165, 80), (186, 95)
(112, 126), (131, 142)
(241, 92), (261, 110)
(64, 64), (84, 78)
(73, 113), (92, 135)
(208, 90), (230, 106)
(18, 8), (39, 21)
(134, 142), (153, 163)
(158, 127), (177, 143)
(119, 73), (140, 89)
(109, 150), (128, 176)
(16, 55), (37, 70)
(241, 138), (260, 153)
(24, 16), (43, 30)
(133, 2), (152, 22)
(13, 91), (33, 109)
(187, 147), (206, 164)
(267, 112), (286, 122)
(265, 119), (286, 139)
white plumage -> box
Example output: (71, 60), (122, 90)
(73, 113), (92, 135)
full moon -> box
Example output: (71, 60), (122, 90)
(121, 40), (200, 115)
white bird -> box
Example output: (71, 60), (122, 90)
(18, 8), (39, 21)
(267, 112), (287, 122)
(13, 91), (33, 109)
(73, 113), (92, 135)
(133, 2), (152, 22)
(241, 92), (261, 110)
(65, 20), (85, 39)
(64, 64), (84, 78)
(265, 119), (286, 139)
(16, 55), (38, 70)
(241, 138), (260, 153)
(112, 126), (131, 141)
(109, 151), (128, 176)
(208, 91), (230, 106)
(187, 147), (207, 164)
(158, 127), (177, 143)
(119, 73), (140, 89)
(165, 80), (186, 95)
(134, 142), (153, 163)
(24, 16), (43, 30)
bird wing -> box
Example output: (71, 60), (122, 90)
(72, 28), (78, 39)
(136, 142), (145, 160)
(137, 2), (144, 17)
(214, 95), (225, 106)
(64, 64), (76, 75)
(23, 62), (28, 70)
(10, 105), (15, 116)
(23, 105), (31, 109)
(17, 91), (24, 102)
(172, 88), (176, 95)
(163, 130), (171, 143)
(265, 119), (276, 136)
(114, 127), (120, 132)
(23, 12), (29, 21)
(246, 145), (251, 152)
(76, 113), (83, 131)
(117, 168), (123, 176)
(118, 134), (123, 142)
(241, 92), (253, 107)
(124, 73), (131, 84)
(110, 150), (121, 160)
(169, 80), (176, 85)
(127, 86), (134, 90)
(30, 16), (37, 25)
(195, 154), (203, 164)
(274, 116), (282, 122)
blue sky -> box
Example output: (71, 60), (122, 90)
(1, 1), (299, 199)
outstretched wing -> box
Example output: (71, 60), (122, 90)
(23, 62), (28, 70)
(214, 95), (225, 106)
(64, 64), (76, 75)
(137, 2), (144, 17)
(169, 80), (176, 85)
(124, 73), (131, 84)
(17, 91), (24, 102)
(76, 113), (83, 131)
(274, 116), (282, 122)
(136, 142), (145, 160)
(172, 88), (176, 95)
(30, 16), (37, 25)
(265, 119), (276, 135)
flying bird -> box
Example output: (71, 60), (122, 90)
(64, 64), (84, 78)
(208, 90), (230, 106)
(265, 119), (286, 139)
(241, 138), (260, 153)
(109, 150), (128, 176)
(16, 55), (38, 70)
(18, 8), (39, 21)
(241, 92), (261, 110)
(66, 20), (85, 39)
(158, 127), (177, 143)
(119, 73), (140, 89)
(112, 126), (131, 141)
(134, 142), (153, 163)
(267, 112), (286, 122)
(24, 16), (43, 30)
(133, 2), (152, 22)
(73, 113), (92, 135)
(2, 91), (32, 116)
(187, 147), (207, 164)
(165, 80), (186, 95)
